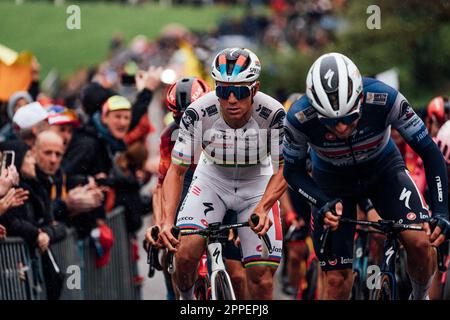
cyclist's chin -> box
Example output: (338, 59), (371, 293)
(222, 108), (243, 119)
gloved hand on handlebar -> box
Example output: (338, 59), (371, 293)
(424, 214), (450, 247)
(317, 198), (343, 231)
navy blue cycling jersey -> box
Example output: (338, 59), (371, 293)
(283, 77), (448, 218)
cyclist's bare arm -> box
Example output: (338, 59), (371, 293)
(152, 185), (163, 226)
(251, 163), (288, 236)
(160, 163), (189, 251)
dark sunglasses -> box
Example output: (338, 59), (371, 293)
(318, 111), (361, 127)
(215, 84), (254, 100)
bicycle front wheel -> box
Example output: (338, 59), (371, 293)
(212, 271), (235, 300)
(370, 273), (394, 300)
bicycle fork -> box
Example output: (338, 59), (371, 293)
(208, 241), (236, 300)
(379, 234), (398, 298)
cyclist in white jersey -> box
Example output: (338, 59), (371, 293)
(158, 48), (287, 300)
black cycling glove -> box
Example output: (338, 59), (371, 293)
(317, 198), (342, 226)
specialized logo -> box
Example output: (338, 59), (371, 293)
(385, 246), (395, 266)
(213, 247), (221, 265)
(328, 259), (338, 266)
(203, 202), (214, 216)
(324, 69), (335, 89)
(399, 187), (412, 210)
(406, 212), (417, 221)
(201, 219), (209, 227)
(256, 245), (262, 252)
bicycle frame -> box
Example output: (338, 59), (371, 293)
(208, 241), (236, 300)
(320, 217), (423, 300)
(353, 230), (371, 283)
(379, 233), (399, 299)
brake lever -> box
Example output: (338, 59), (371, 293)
(167, 226), (180, 274)
(145, 226), (160, 278)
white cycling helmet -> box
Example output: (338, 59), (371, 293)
(306, 52), (363, 118)
(436, 120), (450, 164)
(210, 48), (261, 83)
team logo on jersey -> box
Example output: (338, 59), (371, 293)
(366, 92), (388, 105)
(192, 185), (201, 196)
(205, 105), (218, 117)
(203, 202), (214, 215)
(270, 109), (286, 128)
(406, 212), (417, 221)
(328, 259), (338, 266)
(325, 132), (337, 141)
(181, 109), (199, 132)
(398, 100), (414, 121)
(294, 107), (316, 123)
(201, 219), (209, 227)
(259, 106), (272, 120)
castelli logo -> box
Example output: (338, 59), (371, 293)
(406, 212), (417, 221)
(328, 259), (338, 266)
(201, 219), (209, 227)
(256, 245), (262, 252)
(325, 133), (336, 140)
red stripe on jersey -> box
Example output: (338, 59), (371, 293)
(272, 202), (283, 241)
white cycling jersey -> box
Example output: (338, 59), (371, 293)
(172, 91), (285, 268)
(172, 91), (285, 179)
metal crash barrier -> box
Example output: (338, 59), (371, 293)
(0, 237), (36, 300)
(0, 206), (140, 300)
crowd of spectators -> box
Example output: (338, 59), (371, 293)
(0, 0), (346, 299)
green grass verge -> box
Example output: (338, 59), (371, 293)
(0, 1), (243, 78)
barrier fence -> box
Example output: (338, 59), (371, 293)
(0, 207), (140, 300)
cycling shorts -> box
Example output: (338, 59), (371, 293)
(176, 169), (283, 268)
(311, 155), (429, 271)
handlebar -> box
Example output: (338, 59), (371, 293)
(168, 214), (273, 263)
(319, 217), (424, 259)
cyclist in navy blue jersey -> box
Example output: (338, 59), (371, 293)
(283, 52), (450, 299)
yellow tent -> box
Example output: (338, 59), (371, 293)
(0, 44), (34, 102)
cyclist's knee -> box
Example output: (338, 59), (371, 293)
(230, 271), (246, 289)
(402, 232), (432, 259)
(175, 238), (204, 273)
(246, 266), (275, 291)
(326, 269), (351, 290)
